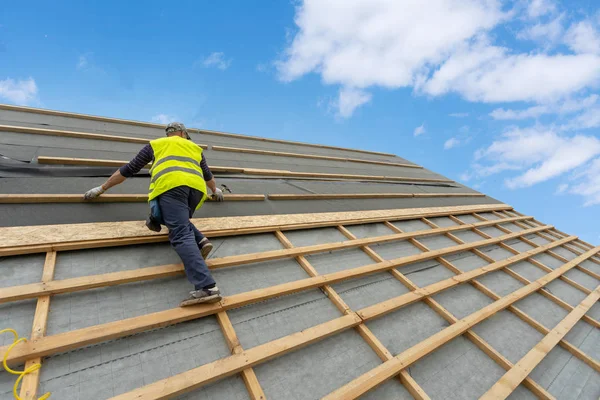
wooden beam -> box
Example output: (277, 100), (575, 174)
(0, 104), (395, 157)
(0, 224), (550, 304)
(109, 313), (363, 400)
(267, 193), (484, 200)
(359, 224), (554, 399)
(421, 222), (600, 374)
(0, 204), (515, 255)
(481, 287), (600, 400)
(19, 252), (56, 400)
(215, 312), (266, 400)
(457, 215), (598, 301)
(110, 241), (594, 400)
(322, 246), (600, 399)
(37, 155), (453, 183)
(469, 281), (600, 374)
(0, 123), (151, 144)
(0, 232), (571, 365)
(274, 229), (430, 398)
(0, 193), (265, 203)
(211, 145), (422, 169)
(37, 156), (239, 172)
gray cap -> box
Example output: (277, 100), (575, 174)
(165, 122), (190, 139)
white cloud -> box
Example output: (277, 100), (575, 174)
(564, 20), (600, 55)
(77, 55), (88, 70)
(0, 77), (38, 105)
(277, 0), (507, 115)
(470, 127), (600, 189)
(490, 105), (549, 120)
(256, 63), (268, 72)
(277, 0), (600, 118)
(526, 0), (556, 18)
(517, 14), (564, 43)
(563, 106), (600, 130)
(413, 123), (426, 137)
(444, 137), (460, 149)
(491, 94), (599, 120)
(556, 183), (568, 194)
(449, 112), (469, 117)
(201, 52), (232, 70)
(151, 114), (179, 124)
(333, 87), (372, 118)
(570, 158), (600, 205)
(423, 43), (600, 103)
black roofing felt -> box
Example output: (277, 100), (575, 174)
(0, 107), (500, 227)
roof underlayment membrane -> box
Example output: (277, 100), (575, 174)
(0, 104), (598, 399)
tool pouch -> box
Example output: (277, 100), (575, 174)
(149, 198), (165, 225)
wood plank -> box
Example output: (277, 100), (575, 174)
(0, 204), (517, 255)
(216, 312), (266, 400)
(0, 193), (265, 203)
(0, 104), (395, 157)
(211, 145), (422, 169)
(322, 246), (600, 399)
(0, 220), (544, 304)
(376, 224), (554, 399)
(37, 155), (453, 183)
(0, 123), (151, 144)
(37, 156), (240, 172)
(471, 281), (600, 373)
(275, 229), (429, 397)
(110, 313), (363, 400)
(19, 251), (56, 400)
(481, 287), (600, 400)
(110, 240), (591, 400)
(267, 193), (484, 200)
(0, 229), (567, 365)
(463, 331), (555, 400)
(427, 228), (597, 383)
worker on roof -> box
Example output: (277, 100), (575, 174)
(83, 122), (224, 307)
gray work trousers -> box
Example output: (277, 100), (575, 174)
(157, 186), (215, 290)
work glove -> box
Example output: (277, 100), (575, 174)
(83, 185), (106, 200)
(211, 187), (224, 202)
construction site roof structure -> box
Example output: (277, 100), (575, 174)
(0, 103), (598, 400)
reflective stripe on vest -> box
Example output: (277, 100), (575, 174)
(148, 136), (208, 209)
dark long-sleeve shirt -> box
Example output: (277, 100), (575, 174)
(119, 144), (214, 181)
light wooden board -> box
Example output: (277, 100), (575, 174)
(36, 155), (453, 183)
(274, 230), (430, 397)
(0, 204), (511, 253)
(109, 313), (363, 400)
(0, 228), (565, 365)
(106, 238), (585, 400)
(211, 145), (421, 168)
(481, 286), (600, 399)
(19, 252), (56, 400)
(338, 226), (553, 400)
(0, 104), (395, 157)
(267, 193), (484, 200)
(0, 124), (151, 144)
(0, 219), (543, 304)
(0, 193), (265, 203)
(215, 312), (266, 400)
(323, 246), (600, 399)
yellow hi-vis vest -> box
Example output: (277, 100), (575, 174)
(148, 136), (208, 209)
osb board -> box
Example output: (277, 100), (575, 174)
(0, 204), (509, 249)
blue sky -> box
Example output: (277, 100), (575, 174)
(2, 0), (600, 243)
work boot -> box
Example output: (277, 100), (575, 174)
(180, 287), (221, 307)
(198, 237), (213, 259)
(145, 215), (161, 232)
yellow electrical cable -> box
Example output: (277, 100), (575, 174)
(0, 329), (51, 400)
